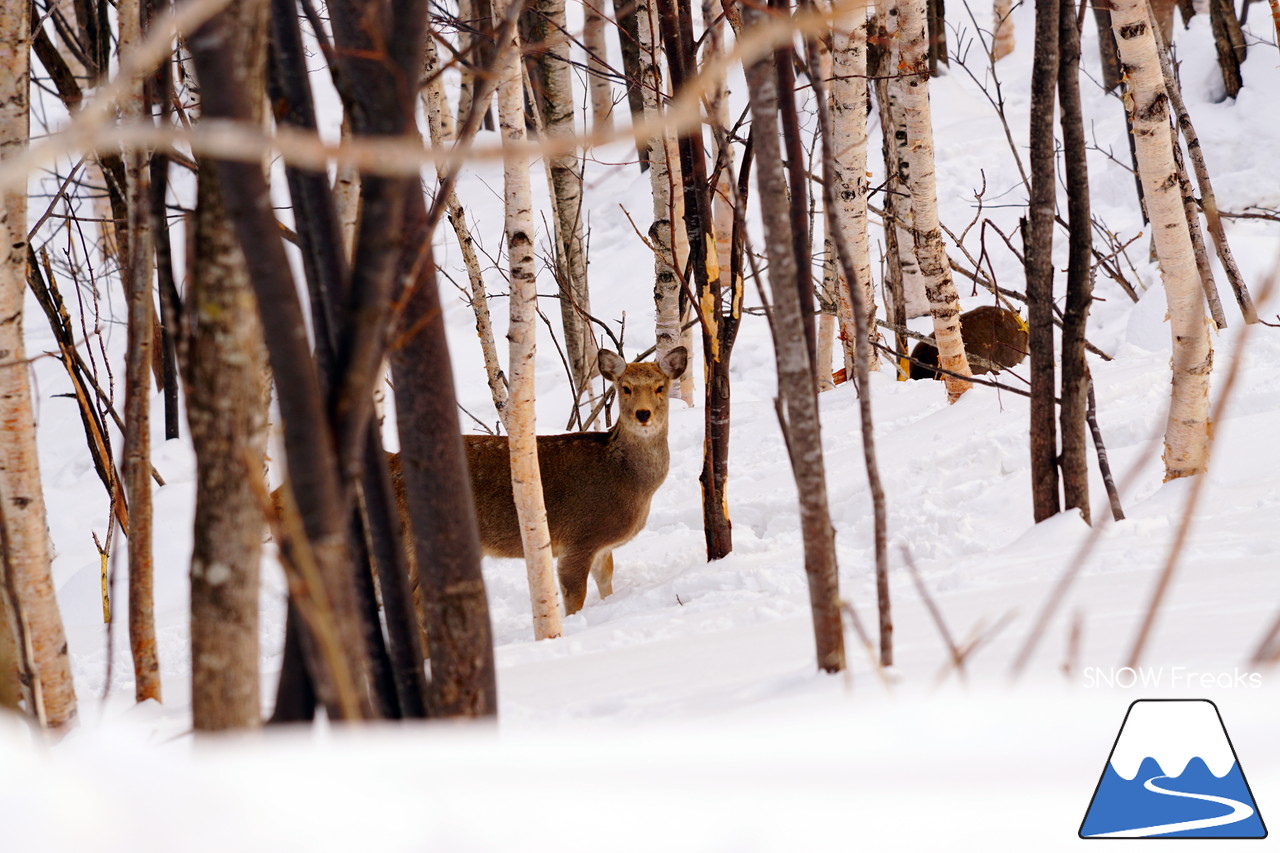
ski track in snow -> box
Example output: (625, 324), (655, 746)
(1085, 774), (1255, 838)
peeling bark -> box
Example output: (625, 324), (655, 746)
(495, 0), (563, 639)
(1112, 0), (1212, 479)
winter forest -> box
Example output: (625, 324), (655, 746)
(1, 0), (1278, 843)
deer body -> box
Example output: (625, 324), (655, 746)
(391, 347), (687, 616)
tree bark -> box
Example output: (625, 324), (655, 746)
(1209, 0), (1246, 99)
(1147, 10), (1256, 324)
(118, 0), (162, 707)
(1092, 0), (1123, 92)
(392, 197), (500, 716)
(612, 0), (650, 168)
(495, 0), (564, 640)
(806, 34), (893, 668)
(899, 0), (973, 402)
(830, 0), (879, 373)
(0, 0), (78, 730)
(771, 0), (816, 367)
(1027, 0), (1061, 522)
(743, 2), (845, 674)
(871, 6), (912, 375)
(533, 0), (597, 396)
(636, 0), (683, 396)
(187, 168), (269, 730)
(183, 0), (273, 731)
(1058, 0), (1092, 524)
(188, 14), (373, 720)
(657, 0), (730, 560)
(1112, 0), (1212, 480)
(421, 36), (509, 427)
(583, 0), (615, 133)
(702, 0), (740, 558)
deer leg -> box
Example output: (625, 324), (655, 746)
(557, 551), (596, 615)
(590, 550), (615, 598)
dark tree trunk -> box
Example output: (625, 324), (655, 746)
(187, 13), (374, 721)
(927, 0), (949, 74)
(655, 0), (734, 562)
(145, 0), (181, 442)
(1209, 0), (1246, 99)
(770, 0), (816, 367)
(1092, 0), (1123, 92)
(804, 37), (894, 668)
(390, 195), (498, 718)
(612, 0), (650, 169)
(1058, 0), (1093, 525)
(1026, 0), (1061, 523)
(742, 2), (845, 674)
(267, 0), (428, 720)
(699, 135), (750, 562)
(186, 164), (270, 730)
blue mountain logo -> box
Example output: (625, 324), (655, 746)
(1080, 699), (1266, 838)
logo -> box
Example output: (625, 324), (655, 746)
(1080, 699), (1267, 838)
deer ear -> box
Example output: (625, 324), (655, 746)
(598, 349), (627, 381)
(657, 346), (688, 379)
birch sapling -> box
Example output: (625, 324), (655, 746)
(495, 0), (563, 639)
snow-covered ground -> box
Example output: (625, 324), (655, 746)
(4, 1), (1279, 849)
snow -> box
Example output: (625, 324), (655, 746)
(5, 1), (1280, 849)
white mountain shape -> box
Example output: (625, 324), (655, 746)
(1109, 700), (1238, 781)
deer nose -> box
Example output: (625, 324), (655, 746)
(635, 409), (652, 424)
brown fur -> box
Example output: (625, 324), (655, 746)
(390, 347), (687, 616)
(909, 305), (1029, 380)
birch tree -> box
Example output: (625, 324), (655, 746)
(533, 0), (597, 396)
(1112, 0), (1212, 479)
(875, 2), (928, 321)
(583, 1), (614, 133)
(898, 0), (973, 401)
(830, 0), (879, 372)
(495, 0), (563, 639)
(0, 0), (77, 729)
(636, 0), (683, 393)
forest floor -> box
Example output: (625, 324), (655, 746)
(5, 1), (1280, 850)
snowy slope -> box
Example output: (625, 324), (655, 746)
(5, 1), (1280, 849)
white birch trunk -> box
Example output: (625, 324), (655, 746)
(423, 36), (509, 427)
(537, 0), (597, 395)
(882, 1), (929, 318)
(495, 0), (563, 639)
(994, 0), (1016, 60)
(1112, 0), (1212, 479)
(422, 26), (455, 142)
(830, 0), (879, 372)
(637, 0), (690, 403)
(583, 0), (615, 134)
(816, 310), (838, 390)
(899, 0), (973, 401)
(0, 1), (77, 729)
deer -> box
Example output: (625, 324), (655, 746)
(390, 346), (688, 616)
(908, 305), (1029, 380)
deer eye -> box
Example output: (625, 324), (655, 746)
(656, 386), (666, 395)
(622, 386), (632, 395)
